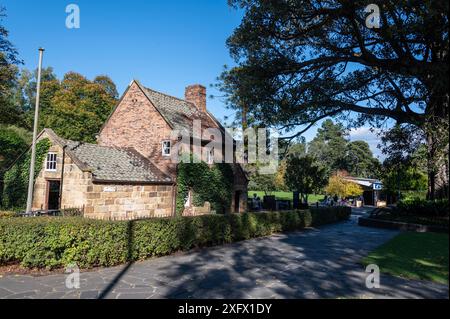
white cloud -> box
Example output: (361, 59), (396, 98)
(348, 127), (384, 160)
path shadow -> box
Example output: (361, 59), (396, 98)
(98, 220), (134, 299)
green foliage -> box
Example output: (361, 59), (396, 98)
(396, 198), (449, 218)
(284, 155), (327, 203)
(0, 210), (18, 218)
(12, 68), (118, 143)
(38, 72), (117, 143)
(0, 207), (351, 269)
(308, 120), (349, 175)
(248, 173), (276, 195)
(0, 125), (31, 172)
(1, 138), (51, 209)
(176, 159), (234, 215)
(382, 163), (428, 195)
(0, 7), (23, 126)
(344, 140), (381, 178)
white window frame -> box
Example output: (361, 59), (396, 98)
(45, 152), (57, 172)
(162, 140), (171, 157)
(207, 148), (214, 164)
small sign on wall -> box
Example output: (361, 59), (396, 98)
(373, 183), (383, 190)
(103, 186), (117, 192)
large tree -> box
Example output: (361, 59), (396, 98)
(308, 119), (348, 175)
(219, 0), (449, 199)
(39, 72), (117, 143)
(14, 70), (118, 143)
(344, 140), (380, 178)
(0, 7), (22, 126)
(284, 155), (327, 204)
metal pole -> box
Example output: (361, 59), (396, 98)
(25, 48), (44, 213)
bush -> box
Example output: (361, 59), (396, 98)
(2, 138), (51, 209)
(0, 207), (350, 269)
(0, 211), (18, 219)
(396, 198), (449, 217)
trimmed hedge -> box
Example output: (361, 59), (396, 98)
(397, 198), (449, 217)
(0, 207), (351, 269)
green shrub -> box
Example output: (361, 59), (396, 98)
(0, 211), (19, 219)
(397, 198), (449, 217)
(0, 207), (350, 269)
(2, 138), (51, 209)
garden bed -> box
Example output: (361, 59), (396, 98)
(360, 199), (449, 233)
(358, 216), (449, 233)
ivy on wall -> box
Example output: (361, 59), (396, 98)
(2, 138), (52, 210)
(176, 157), (234, 215)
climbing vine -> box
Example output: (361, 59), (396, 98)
(2, 138), (51, 209)
(176, 156), (234, 215)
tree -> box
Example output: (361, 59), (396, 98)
(380, 129), (429, 197)
(284, 155), (327, 204)
(274, 162), (288, 191)
(94, 75), (119, 99)
(14, 71), (118, 143)
(344, 140), (380, 178)
(248, 173), (276, 195)
(0, 7), (22, 126)
(0, 125), (31, 205)
(382, 162), (428, 197)
(219, 0), (449, 199)
(325, 174), (364, 198)
(308, 119), (348, 175)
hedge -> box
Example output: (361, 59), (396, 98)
(396, 198), (449, 217)
(0, 207), (351, 269)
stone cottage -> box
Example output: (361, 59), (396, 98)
(29, 80), (248, 219)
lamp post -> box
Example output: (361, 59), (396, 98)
(25, 48), (45, 213)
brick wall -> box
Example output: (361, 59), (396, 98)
(97, 81), (177, 177)
(84, 183), (174, 220)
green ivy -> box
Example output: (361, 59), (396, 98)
(2, 138), (51, 210)
(176, 157), (234, 215)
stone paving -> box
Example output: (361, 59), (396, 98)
(0, 212), (448, 299)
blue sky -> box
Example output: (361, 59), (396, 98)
(2, 0), (383, 158)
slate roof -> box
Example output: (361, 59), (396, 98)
(43, 129), (172, 184)
(140, 83), (220, 134)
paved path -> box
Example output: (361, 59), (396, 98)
(0, 213), (448, 299)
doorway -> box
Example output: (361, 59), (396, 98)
(46, 180), (61, 210)
(234, 191), (241, 213)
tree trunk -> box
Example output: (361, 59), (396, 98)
(425, 122), (449, 200)
(424, 81), (449, 200)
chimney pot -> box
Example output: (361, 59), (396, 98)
(185, 84), (206, 112)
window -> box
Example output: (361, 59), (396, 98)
(162, 141), (171, 157)
(207, 148), (214, 164)
(45, 153), (57, 171)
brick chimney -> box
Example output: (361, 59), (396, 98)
(185, 84), (206, 112)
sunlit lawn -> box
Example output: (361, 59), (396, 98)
(248, 191), (325, 204)
(362, 232), (449, 284)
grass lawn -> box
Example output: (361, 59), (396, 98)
(248, 191), (325, 203)
(362, 232), (449, 284)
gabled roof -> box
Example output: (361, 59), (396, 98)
(43, 129), (173, 184)
(137, 81), (220, 134)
